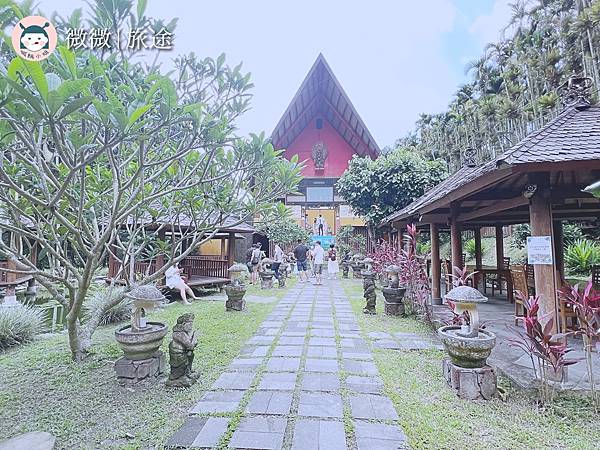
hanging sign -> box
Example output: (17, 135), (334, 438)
(527, 236), (553, 265)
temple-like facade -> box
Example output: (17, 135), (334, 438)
(271, 54), (380, 244)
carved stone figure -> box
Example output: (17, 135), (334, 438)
(311, 141), (328, 169)
(361, 258), (377, 314)
(166, 313), (199, 388)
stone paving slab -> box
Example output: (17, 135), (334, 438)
(245, 391), (293, 415)
(306, 346), (338, 359)
(272, 345), (304, 357)
(189, 390), (244, 414)
(211, 371), (255, 390)
(266, 357), (301, 372)
(343, 359), (379, 375)
(298, 392), (343, 418)
(259, 372), (297, 391)
(350, 394), (399, 420)
(292, 419), (347, 450)
(228, 357), (263, 371)
(305, 358), (339, 373)
(346, 374), (384, 394)
(301, 372), (341, 392)
(354, 420), (408, 450)
(228, 417), (286, 450)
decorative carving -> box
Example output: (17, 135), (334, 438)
(463, 148), (477, 168)
(311, 141), (328, 169)
(166, 313), (199, 388)
(558, 75), (593, 108)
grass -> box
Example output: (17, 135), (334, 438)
(0, 281), (293, 450)
(342, 279), (600, 450)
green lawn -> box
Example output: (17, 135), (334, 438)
(343, 279), (600, 450)
(0, 282), (292, 449)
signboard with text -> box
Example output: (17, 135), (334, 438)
(527, 236), (553, 265)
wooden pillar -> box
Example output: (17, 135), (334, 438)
(430, 223), (442, 304)
(529, 175), (558, 330)
(220, 238), (226, 257)
(4, 258), (17, 305)
(227, 232), (235, 268)
(495, 225), (504, 269)
(474, 227), (482, 288)
(553, 220), (565, 282)
(450, 203), (463, 270)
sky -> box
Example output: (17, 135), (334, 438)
(39, 0), (514, 149)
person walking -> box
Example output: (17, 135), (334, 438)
(312, 240), (325, 285)
(272, 243), (284, 280)
(327, 244), (339, 279)
(250, 243), (262, 284)
(293, 239), (309, 282)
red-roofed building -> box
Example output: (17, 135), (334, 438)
(271, 54), (380, 238)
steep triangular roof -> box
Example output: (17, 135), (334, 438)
(271, 54), (380, 158)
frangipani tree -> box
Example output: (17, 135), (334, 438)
(0, 1), (301, 360)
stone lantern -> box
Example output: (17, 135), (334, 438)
(224, 263), (248, 311)
(278, 260), (289, 288)
(350, 254), (365, 279)
(114, 285), (168, 385)
(361, 257), (377, 314)
(259, 257), (275, 289)
(382, 265), (406, 316)
(438, 285), (497, 400)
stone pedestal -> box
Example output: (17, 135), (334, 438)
(442, 358), (497, 400)
(260, 271), (274, 289)
(382, 287), (405, 316)
(224, 285), (246, 311)
(114, 351), (165, 386)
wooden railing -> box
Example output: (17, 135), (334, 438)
(0, 260), (8, 283)
(181, 255), (229, 279)
(108, 255), (229, 280)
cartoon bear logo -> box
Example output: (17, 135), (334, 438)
(19, 22), (50, 52)
(11, 16), (57, 61)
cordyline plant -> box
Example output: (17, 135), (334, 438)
(0, 2), (301, 360)
(444, 265), (478, 326)
(399, 224), (432, 323)
(368, 240), (401, 275)
(509, 293), (578, 404)
(560, 281), (600, 410)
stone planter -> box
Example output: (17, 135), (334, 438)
(115, 321), (168, 361)
(382, 286), (406, 316)
(437, 325), (496, 369)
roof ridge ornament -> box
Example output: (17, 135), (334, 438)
(462, 147), (477, 168)
(557, 75), (593, 110)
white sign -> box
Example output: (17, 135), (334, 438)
(527, 236), (553, 265)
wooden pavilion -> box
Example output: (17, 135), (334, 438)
(381, 96), (600, 330)
(107, 217), (255, 290)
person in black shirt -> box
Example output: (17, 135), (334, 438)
(293, 239), (309, 282)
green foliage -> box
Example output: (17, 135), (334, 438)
(336, 225), (366, 258)
(463, 238), (487, 261)
(257, 215), (310, 247)
(83, 286), (130, 326)
(565, 239), (600, 275)
(0, 305), (44, 350)
(336, 149), (447, 225)
(510, 224), (531, 250)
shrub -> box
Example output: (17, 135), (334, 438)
(565, 239), (600, 275)
(84, 286), (130, 326)
(510, 224), (531, 250)
(0, 305), (45, 350)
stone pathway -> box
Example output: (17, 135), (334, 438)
(167, 278), (409, 449)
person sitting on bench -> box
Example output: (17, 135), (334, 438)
(165, 263), (198, 305)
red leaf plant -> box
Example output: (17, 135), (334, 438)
(509, 292), (578, 404)
(399, 224), (432, 324)
(559, 281), (600, 409)
(368, 240), (402, 275)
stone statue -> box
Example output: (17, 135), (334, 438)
(363, 275), (377, 314)
(362, 257), (376, 314)
(166, 313), (199, 388)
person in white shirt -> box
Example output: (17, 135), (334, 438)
(312, 241), (325, 285)
(273, 244), (284, 279)
(165, 263), (198, 305)
(317, 214), (325, 235)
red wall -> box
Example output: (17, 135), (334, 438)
(283, 117), (356, 178)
